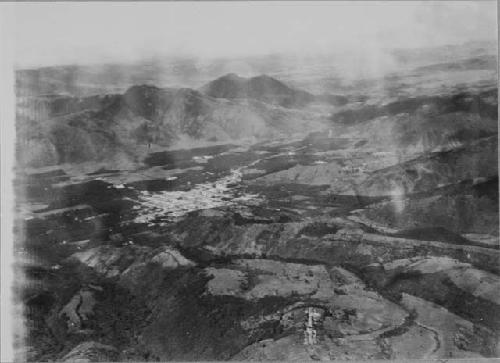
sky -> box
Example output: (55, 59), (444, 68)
(2, 1), (498, 68)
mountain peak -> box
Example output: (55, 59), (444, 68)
(201, 73), (314, 108)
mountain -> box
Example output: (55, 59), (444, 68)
(200, 73), (315, 107)
(391, 41), (497, 67)
(331, 88), (497, 125)
(413, 54), (498, 74)
(16, 94), (119, 122)
(331, 88), (498, 153)
(16, 84), (326, 167)
(357, 175), (499, 237)
(349, 135), (498, 197)
(201, 73), (348, 107)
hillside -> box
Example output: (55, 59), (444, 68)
(201, 73), (347, 107)
(16, 83), (326, 168)
(331, 88), (498, 153)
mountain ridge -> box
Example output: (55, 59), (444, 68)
(201, 73), (348, 107)
(16, 79), (328, 167)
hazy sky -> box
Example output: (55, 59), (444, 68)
(3, 1), (498, 68)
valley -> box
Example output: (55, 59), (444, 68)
(14, 44), (499, 361)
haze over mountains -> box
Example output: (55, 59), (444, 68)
(16, 40), (497, 95)
(17, 74), (330, 167)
